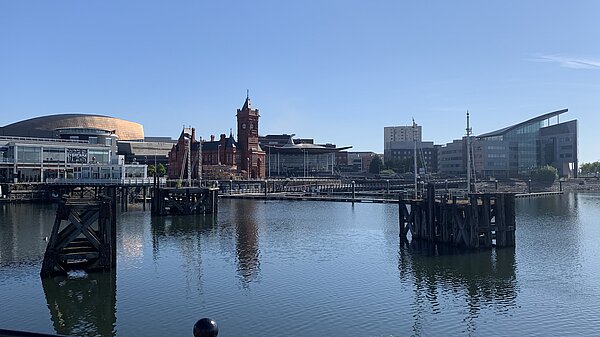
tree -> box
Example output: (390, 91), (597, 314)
(147, 164), (156, 177)
(148, 163), (167, 177)
(156, 163), (167, 177)
(530, 165), (558, 185)
(580, 161), (600, 175)
(369, 155), (383, 174)
(384, 156), (424, 174)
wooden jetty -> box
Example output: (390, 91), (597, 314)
(40, 191), (117, 277)
(152, 187), (218, 215)
(399, 183), (516, 248)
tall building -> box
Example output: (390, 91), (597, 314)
(438, 138), (466, 177)
(384, 124), (422, 150)
(475, 109), (577, 178)
(437, 109), (578, 178)
(237, 94), (266, 178)
(384, 141), (438, 174)
(384, 123), (437, 173)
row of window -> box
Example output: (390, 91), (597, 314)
(14, 146), (110, 164)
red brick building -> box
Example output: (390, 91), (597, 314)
(167, 94), (267, 180)
(202, 132), (237, 166)
(167, 127), (201, 180)
(236, 95), (265, 178)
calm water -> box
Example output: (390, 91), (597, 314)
(1, 194), (600, 336)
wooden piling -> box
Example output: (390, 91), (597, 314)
(399, 185), (516, 249)
(151, 187), (218, 216)
(40, 194), (117, 277)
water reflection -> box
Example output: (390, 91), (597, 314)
(231, 200), (261, 286)
(517, 193), (578, 217)
(0, 204), (56, 266)
(42, 271), (116, 337)
(399, 241), (517, 335)
(150, 214), (217, 293)
(150, 213), (217, 260)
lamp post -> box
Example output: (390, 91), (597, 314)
(217, 144), (221, 165)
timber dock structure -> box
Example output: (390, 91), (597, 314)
(40, 190), (117, 277)
(151, 187), (218, 215)
(399, 183), (516, 248)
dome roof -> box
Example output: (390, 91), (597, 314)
(0, 113), (144, 140)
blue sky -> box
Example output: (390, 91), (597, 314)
(1, 1), (599, 162)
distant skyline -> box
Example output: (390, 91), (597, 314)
(1, 1), (599, 163)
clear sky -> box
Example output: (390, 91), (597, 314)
(1, 1), (599, 163)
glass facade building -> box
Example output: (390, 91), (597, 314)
(475, 109), (577, 178)
(0, 136), (145, 183)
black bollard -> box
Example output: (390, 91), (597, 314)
(193, 318), (218, 337)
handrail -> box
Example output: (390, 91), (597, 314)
(44, 178), (166, 186)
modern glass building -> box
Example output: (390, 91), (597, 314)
(260, 134), (351, 177)
(0, 136), (146, 183)
(475, 108), (577, 178)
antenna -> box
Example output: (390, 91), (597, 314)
(246, 89), (249, 99)
(466, 110), (473, 194)
(413, 117), (418, 199)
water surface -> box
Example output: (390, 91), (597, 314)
(1, 194), (599, 336)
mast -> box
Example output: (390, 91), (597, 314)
(466, 111), (472, 193)
(413, 118), (418, 199)
(186, 132), (191, 187)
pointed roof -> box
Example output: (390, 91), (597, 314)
(241, 94), (252, 111)
(226, 133), (237, 148)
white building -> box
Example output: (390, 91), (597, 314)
(384, 124), (422, 150)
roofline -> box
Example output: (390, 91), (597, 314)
(477, 108), (568, 138)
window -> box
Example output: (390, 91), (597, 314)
(43, 148), (65, 163)
(17, 146), (41, 163)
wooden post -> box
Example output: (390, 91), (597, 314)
(482, 195), (492, 247)
(142, 186), (147, 211)
(426, 183), (435, 241)
(504, 193), (516, 246)
(495, 194), (506, 247)
(469, 194), (479, 248)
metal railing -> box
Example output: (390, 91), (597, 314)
(45, 177), (166, 186)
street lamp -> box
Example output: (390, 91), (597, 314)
(217, 144), (221, 165)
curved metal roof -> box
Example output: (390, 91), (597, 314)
(0, 113), (144, 140)
(477, 108), (568, 138)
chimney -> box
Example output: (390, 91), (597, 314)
(220, 133), (226, 142)
(191, 128), (196, 142)
(210, 135), (215, 142)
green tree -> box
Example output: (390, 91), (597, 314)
(384, 156), (423, 174)
(369, 155), (383, 174)
(156, 163), (167, 177)
(148, 163), (167, 177)
(530, 165), (558, 185)
(147, 164), (156, 177)
(580, 161), (600, 175)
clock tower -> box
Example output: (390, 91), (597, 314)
(237, 93), (265, 178)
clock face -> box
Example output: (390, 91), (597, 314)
(242, 123), (246, 129)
